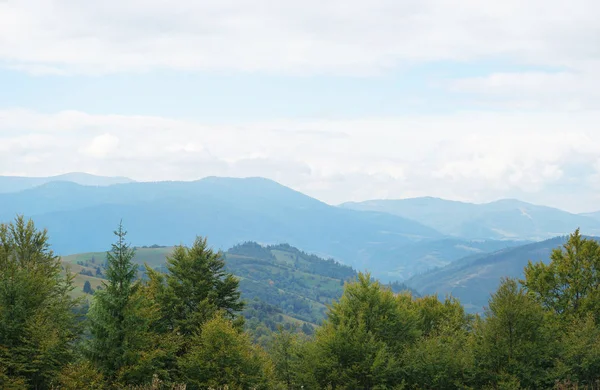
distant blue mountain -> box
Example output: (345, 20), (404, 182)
(0, 172), (134, 193)
(581, 211), (600, 221)
(342, 197), (600, 241)
(0, 177), (443, 275)
(405, 236), (589, 313)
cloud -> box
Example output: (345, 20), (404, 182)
(449, 69), (600, 110)
(82, 133), (120, 158)
(1, 108), (600, 212)
(1, 0), (599, 75)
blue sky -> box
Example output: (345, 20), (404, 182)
(1, 0), (600, 212)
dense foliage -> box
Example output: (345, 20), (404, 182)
(2, 217), (600, 389)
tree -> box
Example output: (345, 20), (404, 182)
(0, 216), (79, 389)
(523, 229), (600, 323)
(270, 327), (304, 389)
(83, 280), (94, 295)
(555, 314), (600, 386)
(473, 278), (557, 389)
(402, 294), (475, 389)
(307, 273), (419, 388)
(146, 236), (244, 338)
(85, 222), (157, 386)
(179, 313), (273, 389)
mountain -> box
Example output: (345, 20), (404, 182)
(374, 238), (528, 281)
(62, 241), (415, 328)
(3, 177), (442, 274)
(0, 172), (134, 193)
(342, 197), (600, 241)
(581, 211), (600, 221)
(405, 236), (573, 312)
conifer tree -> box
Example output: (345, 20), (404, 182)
(86, 222), (155, 385)
(0, 216), (79, 389)
(83, 280), (93, 295)
(146, 236), (244, 337)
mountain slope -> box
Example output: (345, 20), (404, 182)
(374, 238), (528, 281)
(581, 211), (600, 221)
(0, 172), (134, 193)
(405, 237), (573, 312)
(4, 177), (442, 274)
(342, 197), (600, 241)
(62, 242), (358, 324)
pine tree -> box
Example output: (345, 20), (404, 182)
(83, 280), (94, 295)
(0, 216), (79, 389)
(85, 222), (154, 385)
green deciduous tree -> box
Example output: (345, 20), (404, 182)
(403, 295), (475, 389)
(269, 327), (305, 389)
(523, 229), (600, 322)
(179, 313), (273, 390)
(308, 273), (418, 389)
(555, 314), (600, 386)
(0, 216), (79, 389)
(473, 278), (557, 389)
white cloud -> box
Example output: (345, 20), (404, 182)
(1, 109), (600, 212)
(1, 0), (599, 75)
(81, 133), (120, 158)
(449, 69), (600, 110)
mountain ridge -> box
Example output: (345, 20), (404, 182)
(342, 196), (600, 241)
(0, 172), (134, 193)
(1, 177), (442, 276)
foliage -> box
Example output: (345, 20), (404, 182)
(178, 313), (274, 390)
(0, 216), (79, 389)
(269, 327), (306, 389)
(85, 222), (159, 386)
(146, 237), (244, 338)
(523, 229), (600, 322)
(55, 361), (105, 390)
(4, 224), (600, 389)
(307, 273), (418, 388)
(472, 278), (557, 389)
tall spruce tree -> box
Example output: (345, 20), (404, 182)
(0, 216), (79, 389)
(86, 222), (154, 385)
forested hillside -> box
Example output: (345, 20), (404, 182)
(405, 236), (586, 312)
(62, 240), (415, 343)
(3, 217), (600, 389)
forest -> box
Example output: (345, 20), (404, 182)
(2, 216), (600, 389)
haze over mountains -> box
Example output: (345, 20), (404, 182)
(0, 172), (134, 193)
(2, 172), (599, 290)
(342, 197), (600, 241)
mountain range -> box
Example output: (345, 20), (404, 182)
(405, 236), (571, 312)
(0, 176), (442, 276)
(342, 197), (600, 241)
(0, 172), (134, 193)
(2, 173), (599, 284)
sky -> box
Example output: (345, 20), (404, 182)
(2, 0), (600, 213)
